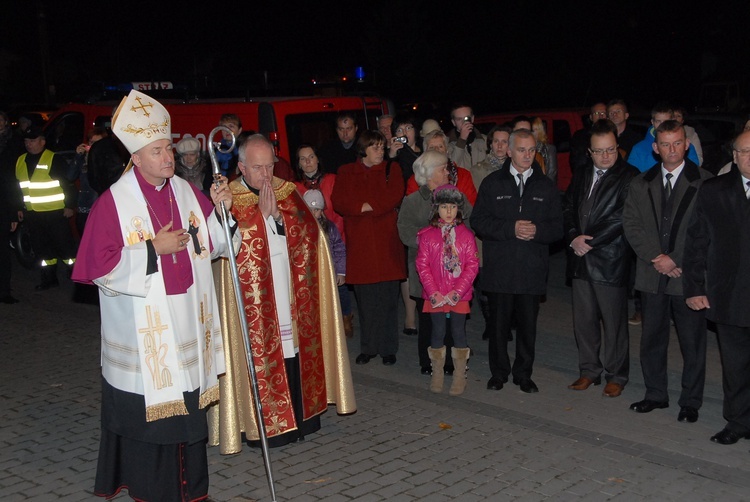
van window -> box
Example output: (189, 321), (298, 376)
(285, 110), (366, 160)
(45, 112), (85, 154)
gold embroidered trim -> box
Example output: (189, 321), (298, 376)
(230, 177), (297, 203)
(199, 385), (220, 409)
(121, 116), (170, 140)
(145, 399), (188, 422)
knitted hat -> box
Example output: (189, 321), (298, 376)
(111, 90), (171, 154)
(176, 137), (201, 154)
(420, 119), (441, 137)
(303, 189), (326, 210)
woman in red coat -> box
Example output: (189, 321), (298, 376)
(331, 131), (406, 366)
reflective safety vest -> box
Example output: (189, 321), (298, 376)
(16, 150), (65, 212)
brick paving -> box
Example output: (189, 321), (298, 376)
(1, 250), (749, 501)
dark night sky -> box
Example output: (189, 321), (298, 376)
(3, 1), (750, 116)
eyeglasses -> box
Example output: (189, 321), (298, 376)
(589, 147), (618, 156)
(734, 148), (750, 156)
(591, 111), (607, 117)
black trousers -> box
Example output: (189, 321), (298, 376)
(0, 215), (12, 296)
(25, 209), (77, 265)
(354, 280), (400, 357)
(572, 279), (629, 385)
(487, 292), (539, 381)
(639, 291), (707, 408)
(716, 324), (750, 434)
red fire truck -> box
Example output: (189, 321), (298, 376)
(43, 85), (395, 164)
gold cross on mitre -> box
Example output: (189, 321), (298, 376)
(130, 95), (154, 117)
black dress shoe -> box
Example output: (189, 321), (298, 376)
(710, 428), (750, 445)
(355, 353), (374, 365)
(420, 365), (432, 375)
(0, 295), (19, 304)
(486, 377), (504, 390)
(678, 406), (699, 423)
(382, 355), (397, 365)
(402, 327), (418, 336)
(513, 378), (539, 393)
(629, 399), (669, 413)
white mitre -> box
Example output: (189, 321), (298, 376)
(112, 89), (171, 154)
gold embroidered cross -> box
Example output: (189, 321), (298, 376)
(246, 283), (266, 304)
(299, 264), (316, 288)
(131, 95), (154, 117)
(139, 306), (172, 390)
(267, 415), (288, 435)
(305, 338), (321, 357)
(139, 305), (169, 339)
(256, 355), (278, 377)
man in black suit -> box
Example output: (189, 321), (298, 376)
(623, 120), (712, 423)
(471, 129), (563, 394)
(319, 111), (359, 174)
(564, 120), (639, 398)
(684, 129), (750, 445)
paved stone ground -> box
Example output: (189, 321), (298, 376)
(2, 250), (749, 501)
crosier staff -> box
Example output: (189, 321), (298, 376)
(208, 126), (277, 502)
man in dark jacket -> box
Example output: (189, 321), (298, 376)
(471, 129), (563, 394)
(684, 129), (750, 445)
(0, 111), (25, 303)
(87, 133), (127, 196)
(569, 102), (608, 176)
(623, 120), (712, 423)
(563, 119), (639, 398)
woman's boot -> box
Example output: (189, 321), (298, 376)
(427, 346), (446, 393)
(449, 347), (471, 396)
(343, 313), (354, 339)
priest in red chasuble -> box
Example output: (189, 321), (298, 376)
(208, 134), (356, 452)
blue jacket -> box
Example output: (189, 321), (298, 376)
(627, 126), (700, 172)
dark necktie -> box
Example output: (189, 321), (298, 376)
(517, 173), (524, 197)
(664, 172), (673, 200)
(746, 180), (750, 199)
(589, 169), (604, 199)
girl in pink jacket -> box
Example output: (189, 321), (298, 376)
(416, 184), (479, 395)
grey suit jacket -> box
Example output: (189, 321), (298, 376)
(622, 160), (712, 295)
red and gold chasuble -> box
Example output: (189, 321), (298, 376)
(233, 178), (324, 433)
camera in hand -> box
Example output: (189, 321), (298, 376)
(394, 136), (408, 144)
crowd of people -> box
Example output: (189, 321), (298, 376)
(3, 92), (750, 501)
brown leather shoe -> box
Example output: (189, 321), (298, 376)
(603, 382), (623, 397)
(568, 376), (601, 390)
